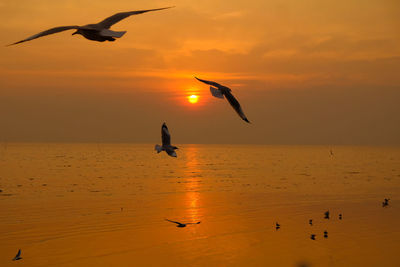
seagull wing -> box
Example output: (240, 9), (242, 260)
(187, 221), (201, 224)
(8, 26), (80, 46)
(165, 219), (181, 225)
(161, 123), (171, 146)
(195, 77), (222, 88)
(224, 91), (250, 123)
(98, 7), (174, 29)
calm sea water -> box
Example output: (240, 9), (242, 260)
(0, 144), (399, 266)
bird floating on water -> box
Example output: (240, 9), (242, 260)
(8, 7), (174, 46)
(155, 123), (178, 157)
(323, 231), (328, 238)
(309, 219), (313, 226)
(339, 213), (342, 220)
(165, 219), (201, 228)
(382, 198), (390, 207)
(324, 211), (330, 219)
(195, 77), (250, 123)
(275, 222), (280, 230)
(12, 249), (22, 261)
(310, 234), (316, 240)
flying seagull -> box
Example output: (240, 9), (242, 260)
(8, 6), (174, 46)
(382, 198), (390, 207)
(155, 123), (178, 157)
(195, 77), (250, 123)
(12, 249), (22, 261)
(165, 219), (201, 228)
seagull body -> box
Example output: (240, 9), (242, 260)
(12, 249), (22, 261)
(195, 77), (250, 123)
(155, 123), (178, 157)
(8, 7), (173, 45)
(310, 234), (316, 240)
(323, 231), (328, 238)
(275, 222), (280, 230)
(165, 219), (200, 228)
(309, 219), (313, 226)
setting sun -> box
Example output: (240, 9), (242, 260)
(188, 94), (199, 104)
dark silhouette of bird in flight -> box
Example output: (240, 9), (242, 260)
(323, 231), (328, 238)
(309, 219), (313, 226)
(275, 222), (280, 230)
(165, 219), (201, 228)
(339, 213), (342, 220)
(382, 198), (390, 207)
(12, 249), (22, 261)
(195, 77), (250, 123)
(8, 7), (174, 45)
(324, 211), (330, 219)
(155, 123), (178, 157)
(310, 234), (316, 240)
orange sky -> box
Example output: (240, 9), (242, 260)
(0, 0), (399, 144)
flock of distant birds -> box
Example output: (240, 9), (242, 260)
(6, 5), (392, 262)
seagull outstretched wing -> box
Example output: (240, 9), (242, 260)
(224, 91), (250, 123)
(8, 26), (80, 46)
(98, 7), (174, 29)
(165, 219), (181, 225)
(195, 77), (222, 88)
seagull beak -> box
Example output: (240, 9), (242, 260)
(72, 31), (78, 35)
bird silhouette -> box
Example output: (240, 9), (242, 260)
(324, 211), (330, 219)
(155, 123), (178, 157)
(8, 7), (174, 45)
(165, 219), (200, 228)
(382, 198), (390, 207)
(324, 231), (328, 238)
(12, 249), (22, 261)
(195, 77), (250, 123)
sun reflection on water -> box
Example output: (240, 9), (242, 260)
(184, 145), (203, 222)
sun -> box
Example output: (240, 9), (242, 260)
(188, 94), (199, 104)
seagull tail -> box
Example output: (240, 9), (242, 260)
(155, 144), (163, 153)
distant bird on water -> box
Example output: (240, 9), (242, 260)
(275, 222), (280, 230)
(195, 77), (250, 123)
(339, 213), (342, 220)
(324, 211), (330, 219)
(12, 249), (22, 261)
(155, 123), (178, 157)
(323, 231), (328, 238)
(8, 7), (174, 46)
(165, 219), (201, 228)
(310, 234), (316, 240)
(382, 198), (390, 207)
(309, 219), (313, 226)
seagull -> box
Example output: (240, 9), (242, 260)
(195, 77), (250, 123)
(382, 198), (390, 207)
(310, 234), (316, 240)
(323, 231), (328, 238)
(8, 7), (174, 46)
(324, 211), (330, 219)
(155, 123), (178, 157)
(12, 249), (22, 261)
(165, 219), (201, 228)
(275, 222), (280, 230)
(309, 219), (313, 226)
(339, 214), (342, 220)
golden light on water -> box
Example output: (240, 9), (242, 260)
(188, 94), (199, 104)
